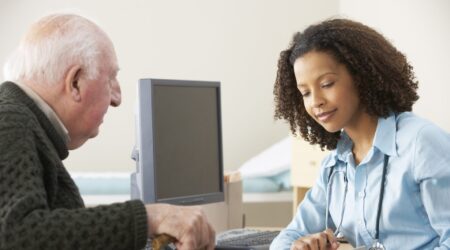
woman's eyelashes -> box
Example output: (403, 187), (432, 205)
(321, 81), (335, 88)
(299, 81), (335, 97)
(299, 89), (310, 97)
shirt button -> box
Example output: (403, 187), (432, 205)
(358, 191), (364, 198)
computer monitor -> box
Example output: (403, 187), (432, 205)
(130, 78), (224, 205)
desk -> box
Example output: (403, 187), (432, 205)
(339, 243), (353, 250)
(247, 227), (353, 249)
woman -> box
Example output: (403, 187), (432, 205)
(270, 18), (450, 250)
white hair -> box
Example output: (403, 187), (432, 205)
(3, 14), (113, 85)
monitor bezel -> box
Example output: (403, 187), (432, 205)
(136, 78), (224, 205)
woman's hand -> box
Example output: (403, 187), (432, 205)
(290, 229), (339, 250)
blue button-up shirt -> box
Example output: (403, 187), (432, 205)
(270, 112), (450, 249)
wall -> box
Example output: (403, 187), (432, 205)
(0, 0), (338, 172)
(339, 0), (450, 130)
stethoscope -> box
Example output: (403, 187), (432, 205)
(325, 154), (389, 250)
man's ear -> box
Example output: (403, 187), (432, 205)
(65, 65), (82, 102)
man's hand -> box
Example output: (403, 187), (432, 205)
(145, 204), (215, 250)
(290, 229), (339, 250)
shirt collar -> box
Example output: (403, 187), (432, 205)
(14, 82), (71, 145)
(373, 113), (398, 157)
(324, 132), (352, 168)
(324, 113), (398, 168)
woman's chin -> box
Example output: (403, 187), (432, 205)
(322, 124), (342, 133)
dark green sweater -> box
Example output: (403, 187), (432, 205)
(0, 82), (147, 250)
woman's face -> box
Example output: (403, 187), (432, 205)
(293, 50), (363, 133)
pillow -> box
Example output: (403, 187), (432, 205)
(239, 136), (291, 178)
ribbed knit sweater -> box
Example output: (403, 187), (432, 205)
(0, 82), (148, 250)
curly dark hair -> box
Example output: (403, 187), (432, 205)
(274, 18), (419, 150)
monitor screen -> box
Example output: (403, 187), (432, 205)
(131, 78), (224, 205)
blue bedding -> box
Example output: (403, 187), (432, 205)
(242, 170), (291, 193)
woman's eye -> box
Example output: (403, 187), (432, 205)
(322, 81), (334, 88)
(300, 91), (310, 97)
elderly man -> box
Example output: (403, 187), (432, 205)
(0, 14), (214, 250)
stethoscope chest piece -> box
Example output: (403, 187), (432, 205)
(369, 240), (385, 250)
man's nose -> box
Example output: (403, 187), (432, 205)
(110, 80), (121, 107)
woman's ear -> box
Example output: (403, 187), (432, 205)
(64, 65), (82, 102)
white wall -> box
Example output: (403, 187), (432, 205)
(0, 0), (338, 172)
(339, 0), (450, 131)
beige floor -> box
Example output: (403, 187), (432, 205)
(243, 200), (292, 227)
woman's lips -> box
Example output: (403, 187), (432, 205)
(316, 109), (337, 122)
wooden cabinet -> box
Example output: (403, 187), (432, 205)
(291, 136), (329, 215)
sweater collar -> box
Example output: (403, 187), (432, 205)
(1, 81), (69, 159)
(14, 82), (70, 145)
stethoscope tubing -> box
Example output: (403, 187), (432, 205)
(325, 154), (389, 248)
